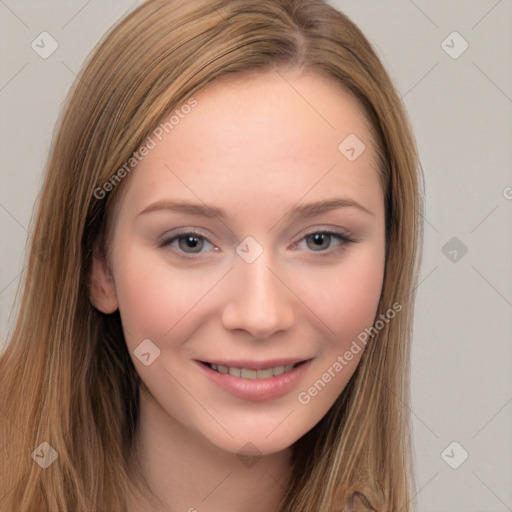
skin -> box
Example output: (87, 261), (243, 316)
(90, 69), (386, 512)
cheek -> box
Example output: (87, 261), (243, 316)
(296, 245), (385, 347)
(112, 247), (225, 344)
(336, 258), (384, 332)
(293, 248), (385, 419)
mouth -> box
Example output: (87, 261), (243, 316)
(196, 357), (314, 402)
(199, 360), (308, 380)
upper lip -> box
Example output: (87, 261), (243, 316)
(197, 358), (311, 370)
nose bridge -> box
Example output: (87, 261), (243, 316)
(221, 244), (295, 338)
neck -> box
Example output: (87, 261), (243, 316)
(126, 385), (293, 512)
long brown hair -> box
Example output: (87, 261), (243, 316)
(0, 1), (423, 510)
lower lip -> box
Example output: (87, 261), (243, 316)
(195, 360), (313, 402)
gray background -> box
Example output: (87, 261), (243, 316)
(1, 1), (511, 510)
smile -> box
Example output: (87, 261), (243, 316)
(196, 359), (313, 402)
(205, 362), (299, 380)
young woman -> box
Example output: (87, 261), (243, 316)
(0, 1), (423, 510)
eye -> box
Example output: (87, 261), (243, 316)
(159, 231), (216, 255)
(159, 228), (355, 258)
(294, 230), (354, 254)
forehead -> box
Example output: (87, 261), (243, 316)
(111, 70), (382, 224)
(178, 70), (376, 164)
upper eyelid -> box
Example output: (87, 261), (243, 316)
(160, 228), (215, 245)
(160, 227), (354, 252)
(296, 226), (354, 240)
(161, 225), (353, 240)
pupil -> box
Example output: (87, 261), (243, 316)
(179, 235), (203, 252)
(187, 236), (198, 247)
(309, 233), (329, 251)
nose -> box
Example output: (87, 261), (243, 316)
(221, 251), (296, 339)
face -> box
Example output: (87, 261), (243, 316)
(91, 70), (386, 456)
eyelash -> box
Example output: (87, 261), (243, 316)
(158, 228), (355, 259)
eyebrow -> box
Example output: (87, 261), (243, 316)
(137, 197), (374, 221)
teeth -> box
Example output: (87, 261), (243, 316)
(257, 368), (274, 379)
(241, 368), (257, 379)
(228, 367), (241, 377)
(272, 366), (285, 376)
(208, 362), (299, 379)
